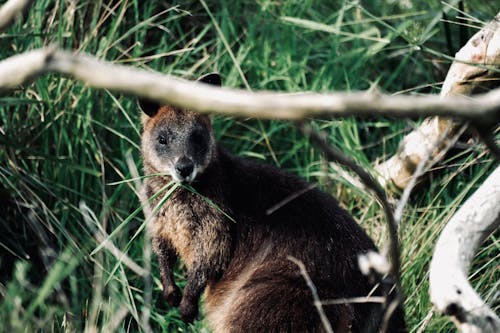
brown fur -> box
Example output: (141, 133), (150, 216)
(140, 74), (406, 332)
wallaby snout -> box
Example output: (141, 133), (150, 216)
(175, 156), (195, 182)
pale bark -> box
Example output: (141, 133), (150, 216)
(0, 47), (499, 124)
(376, 13), (500, 190)
(0, 0), (32, 33)
(429, 166), (500, 332)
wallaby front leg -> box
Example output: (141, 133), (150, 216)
(179, 264), (209, 323)
(155, 237), (181, 307)
(178, 213), (233, 323)
(179, 230), (232, 323)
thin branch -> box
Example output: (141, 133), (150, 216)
(0, 0), (32, 33)
(102, 306), (130, 333)
(379, 298), (403, 333)
(288, 256), (333, 333)
(320, 296), (385, 305)
(393, 123), (467, 226)
(266, 183), (317, 215)
(416, 310), (434, 333)
(298, 122), (401, 283)
(297, 122), (403, 331)
(80, 202), (148, 277)
(0, 47), (499, 124)
(475, 126), (500, 160)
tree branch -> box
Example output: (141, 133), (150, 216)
(0, 47), (499, 125)
(429, 166), (500, 332)
(0, 0), (33, 33)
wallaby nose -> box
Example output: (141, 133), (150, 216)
(175, 157), (194, 179)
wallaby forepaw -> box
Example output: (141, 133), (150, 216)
(179, 299), (198, 323)
(163, 285), (182, 307)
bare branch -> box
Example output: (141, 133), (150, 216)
(429, 165), (500, 332)
(475, 127), (500, 159)
(297, 122), (403, 331)
(320, 296), (385, 305)
(0, 47), (499, 124)
(415, 310), (434, 333)
(298, 122), (401, 282)
(80, 202), (148, 278)
(393, 124), (467, 226)
(0, 0), (33, 33)
(266, 183), (317, 216)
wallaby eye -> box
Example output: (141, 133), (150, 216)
(189, 129), (209, 154)
(191, 131), (204, 145)
(158, 135), (168, 145)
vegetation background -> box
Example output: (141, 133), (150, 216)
(0, 0), (498, 332)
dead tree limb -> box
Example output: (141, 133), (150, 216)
(0, 47), (500, 124)
(429, 165), (500, 332)
(0, 0), (33, 33)
(376, 13), (500, 190)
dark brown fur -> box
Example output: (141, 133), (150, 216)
(140, 74), (406, 332)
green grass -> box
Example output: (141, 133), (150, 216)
(0, 0), (498, 332)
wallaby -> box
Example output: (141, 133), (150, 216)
(140, 73), (406, 332)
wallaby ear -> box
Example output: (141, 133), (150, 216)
(197, 73), (222, 87)
(138, 98), (160, 118)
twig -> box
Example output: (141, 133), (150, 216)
(379, 298), (402, 333)
(266, 183), (317, 215)
(80, 202), (148, 277)
(102, 305), (130, 333)
(297, 122), (401, 282)
(288, 256), (333, 333)
(320, 296), (385, 305)
(0, 48), (499, 124)
(416, 309), (434, 333)
(297, 121), (403, 331)
(475, 126), (500, 160)
(393, 123), (467, 226)
(0, 0), (33, 33)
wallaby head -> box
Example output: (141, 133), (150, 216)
(139, 73), (221, 183)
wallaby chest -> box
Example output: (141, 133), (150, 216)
(146, 182), (197, 268)
(146, 179), (227, 269)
